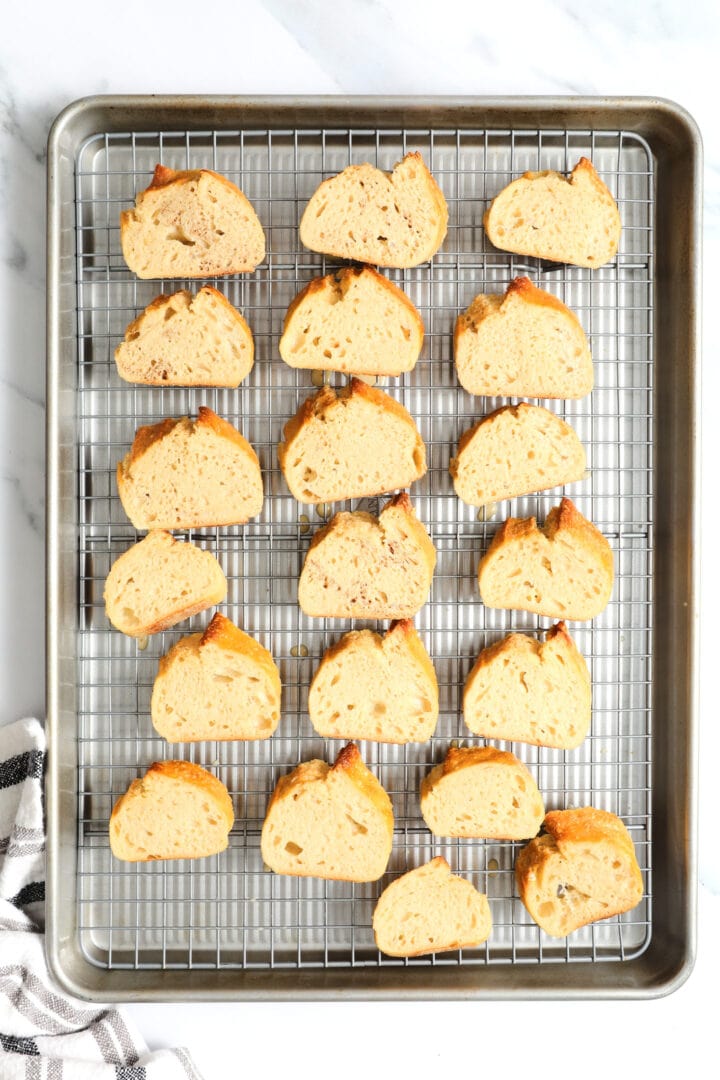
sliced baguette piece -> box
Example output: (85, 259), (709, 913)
(450, 403), (586, 507)
(278, 379), (426, 504)
(279, 267), (424, 376)
(104, 530), (227, 637)
(114, 286), (254, 387)
(515, 807), (643, 937)
(478, 498), (613, 621)
(298, 493), (436, 619)
(151, 613), (281, 742)
(109, 760), (234, 862)
(454, 277), (593, 398)
(117, 406), (263, 530)
(484, 158), (621, 268)
(308, 620), (439, 743)
(261, 743), (394, 882)
(420, 747), (544, 840)
(372, 857), (492, 957)
(299, 152), (448, 268)
(120, 164), (265, 278)
(463, 623), (591, 749)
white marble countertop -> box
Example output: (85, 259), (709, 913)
(2, 1), (718, 1076)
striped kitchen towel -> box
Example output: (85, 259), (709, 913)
(0, 717), (203, 1079)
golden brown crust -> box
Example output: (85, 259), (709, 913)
(279, 378), (423, 460)
(117, 409), (262, 531)
(308, 620), (438, 743)
(483, 159), (620, 268)
(109, 759), (234, 862)
(121, 165), (265, 277)
(422, 745), (518, 793)
(262, 743), (394, 881)
(515, 806), (643, 935)
(299, 152), (448, 268)
(114, 287), (254, 388)
(372, 856), (492, 957)
(104, 530), (227, 637)
(281, 266), (424, 353)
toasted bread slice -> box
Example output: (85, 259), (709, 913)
(114, 286), (254, 387)
(279, 267), (424, 376)
(151, 613), (281, 742)
(308, 620), (439, 743)
(451, 403), (586, 506)
(299, 152), (448, 268)
(278, 379), (426, 505)
(454, 277), (593, 398)
(117, 407), (263, 530)
(463, 623), (591, 749)
(298, 493), (436, 619)
(515, 807), (643, 937)
(104, 530), (226, 637)
(120, 164), (265, 278)
(109, 760), (234, 862)
(372, 857), (492, 957)
(261, 743), (394, 882)
(420, 747), (544, 840)
(484, 158), (621, 268)
(478, 498), (613, 620)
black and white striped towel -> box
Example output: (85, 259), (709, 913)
(0, 718), (203, 1079)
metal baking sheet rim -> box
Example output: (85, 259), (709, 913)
(45, 94), (701, 1001)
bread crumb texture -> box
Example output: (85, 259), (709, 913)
(115, 286), (254, 387)
(483, 158), (621, 268)
(109, 760), (234, 862)
(261, 743), (394, 882)
(515, 807), (643, 936)
(478, 498), (613, 620)
(454, 277), (593, 398)
(280, 267), (424, 375)
(373, 857), (492, 957)
(120, 164), (265, 278)
(463, 622), (591, 749)
(103, 530), (227, 637)
(278, 379), (426, 504)
(298, 493), (436, 619)
(420, 746), (545, 839)
(117, 407), (263, 530)
(151, 613), (281, 742)
(451, 401), (587, 505)
(308, 620), (438, 743)
(299, 152), (448, 268)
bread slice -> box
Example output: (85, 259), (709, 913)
(120, 164), (265, 278)
(278, 379), (426, 504)
(515, 807), (643, 937)
(478, 498), (613, 620)
(463, 623), (591, 749)
(279, 267), (424, 376)
(117, 406), (263, 530)
(109, 760), (234, 862)
(151, 613), (281, 742)
(104, 530), (226, 637)
(261, 743), (394, 882)
(454, 277), (593, 398)
(484, 158), (621, 268)
(420, 747), (544, 840)
(114, 286), (254, 387)
(451, 403), (586, 507)
(298, 493), (436, 618)
(372, 857), (492, 957)
(308, 620), (439, 743)
(299, 152), (448, 268)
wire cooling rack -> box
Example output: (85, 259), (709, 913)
(73, 125), (653, 971)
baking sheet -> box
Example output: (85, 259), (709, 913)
(46, 97), (700, 999)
